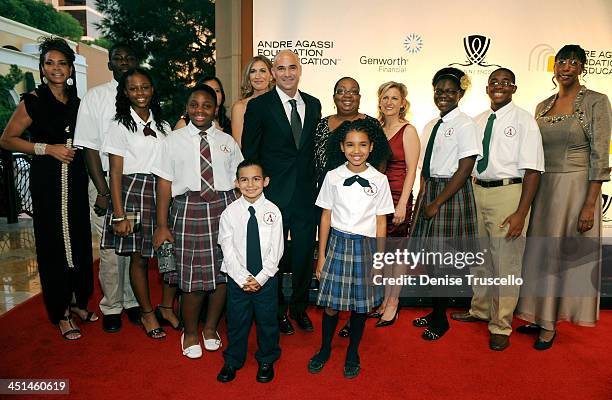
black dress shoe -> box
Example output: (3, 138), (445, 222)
(102, 314), (122, 333)
(256, 362), (274, 383)
(217, 364), (237, 383)
(125, 307), (142, 326)
(279, 315), (295, 335)
(516, 324), (540, 334)
(290, 311), (314, 332)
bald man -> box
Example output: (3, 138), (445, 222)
(242, 50), (322, 335)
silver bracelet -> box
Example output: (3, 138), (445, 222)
(33, 143), (47, 155)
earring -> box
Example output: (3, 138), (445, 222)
(66, 78), (74, 86)
(400, 106), (405, 113)
(42, 77), (48, 84)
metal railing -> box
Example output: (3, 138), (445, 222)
(0, 150), (32, 223)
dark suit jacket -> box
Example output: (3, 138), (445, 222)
(242, 88), (322, 212)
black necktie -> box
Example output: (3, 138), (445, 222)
(246, 206), (263, 276)
(422, 119), (443, 180)
(143, 122), (156, 137)
(289, 99), (302, 148)
(343, 175), (370, 187)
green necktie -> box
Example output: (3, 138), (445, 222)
(477, 113), (496, 173)
(422, 119), (443, 180)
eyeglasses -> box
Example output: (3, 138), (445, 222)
(434, 89), (460, 96)
(555, 59), (582, 68)
(488, 81), (516, 88)
(335, 89), (360, 96)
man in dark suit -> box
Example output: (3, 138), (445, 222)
(242, 50), (321, 335)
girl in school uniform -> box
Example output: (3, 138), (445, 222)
(411, 67), (481, 341)
(152, 84), (243, 359)
(308, 118), (395, 379)
(101, 67), (176, 339)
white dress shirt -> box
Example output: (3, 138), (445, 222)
(151, 122), (243, 197)
(74, 80), (118, 172)
(316, 163), (395, 237)
(418, 107), (482, 178)
(276, 86), (305, 127)
(472, 102), (545, 180)
(102, 108), (169, 175)
(218, 194), (284, 287)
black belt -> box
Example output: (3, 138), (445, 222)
(473, 177), (522, 188)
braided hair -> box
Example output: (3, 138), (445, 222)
(114, 68), (166, 134)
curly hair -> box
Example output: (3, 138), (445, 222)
(199, 76), (231, 133)
(114, 68), (166, 134)
(240, 56), (274, 99)
(38, 36), (77, 100)
(325, 118), (392, 172)
(377, 81), (410, 124)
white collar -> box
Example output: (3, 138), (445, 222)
(491, 101), (515, 119)
(337, 162), (376, 179)
(276, 86), (303, 104)
(239, 192), (266, 211)
(441, 107), (461, 122)
(129, 107), (153, 126)
(187, 121), (217, 138)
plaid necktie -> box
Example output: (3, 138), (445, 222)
(143, 122), (156, 137)
(199, 131), (219, 201)
(246, 206), (263, 276)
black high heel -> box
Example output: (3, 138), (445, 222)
(413, 312), (433, 328)
(375, 306), (400, 328)
(155, 305), (182, 331)
(534, 330), (556, 350)
(141, 309), (166, 339)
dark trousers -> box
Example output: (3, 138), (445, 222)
(277, 201), (316, 317)
(224, 277), (281, 368)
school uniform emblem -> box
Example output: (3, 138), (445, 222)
(504, 126), (516, 137)
(220, 144), (231, 153)
(363, 182), (378, 196)
(444, 128), (455, 137)
(263, 211), (277, 225)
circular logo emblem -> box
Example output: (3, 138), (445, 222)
(364, 182), (378, 196)
(263, 212), (277, 225)
(220, 144), (231, 153)
(403, 33), (423, 54)
(504, 126), (517, 137)
(444, 128), (454, 137)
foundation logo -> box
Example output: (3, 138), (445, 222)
(528, 44), (555, 72)
(450, 35), (500, 68)
(403, 33), (423, 54)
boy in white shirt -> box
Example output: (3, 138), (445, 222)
(216, 160), (284, 384)
(451, 68), (544, 351)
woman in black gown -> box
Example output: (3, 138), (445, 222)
(0, 37), (94, 340)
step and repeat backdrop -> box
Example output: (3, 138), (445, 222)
(253, 0), (612, 236)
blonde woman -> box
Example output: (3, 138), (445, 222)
(231, 56), (274, 146)
(372, 82), (420, 327)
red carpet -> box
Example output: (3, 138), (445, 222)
(1, 264), (611, 400)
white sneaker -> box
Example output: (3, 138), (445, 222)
(181, 333), (202, 359)
(203, 331), (222, 351)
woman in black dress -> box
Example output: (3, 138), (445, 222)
(0, 37), (94, 340)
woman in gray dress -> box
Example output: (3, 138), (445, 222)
(515, 45), (611, 350)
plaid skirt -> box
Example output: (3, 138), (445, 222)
(316, 228), (382, 313)
(164, 190), (236, 292)
(412, 178), (478, 239)
(101, 173), (156, 257)
(411, 178), (478, 274)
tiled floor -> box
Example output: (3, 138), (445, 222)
(0, 216), (99, 316)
